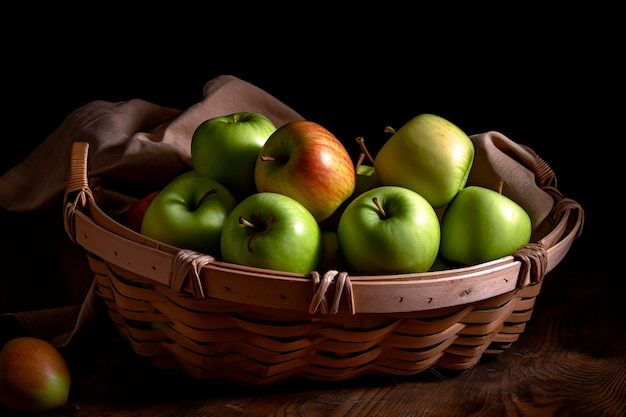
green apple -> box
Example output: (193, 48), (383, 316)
(220, 192), (323, 274)
(374, 113), (475, 208)
(337, 185), (440, 275)
(141, 176), (237, 257)
(254, 120), (356, 222)
(122, 170), (198, 233)
(439, 185), (532, 265)
(191, 112), (276, 199)
(0, 337), (71, 412)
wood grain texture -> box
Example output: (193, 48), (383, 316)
(2, 269), (624, 417)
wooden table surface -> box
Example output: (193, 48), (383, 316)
(3, 269), (625, 417)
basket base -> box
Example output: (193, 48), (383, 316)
(91, 253), (543, 385)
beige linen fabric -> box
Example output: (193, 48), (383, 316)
(0, 74), (304, 212)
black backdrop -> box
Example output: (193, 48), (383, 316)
(2, 8), (621, 285)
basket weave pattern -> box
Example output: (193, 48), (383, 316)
(64, 142), (583, 385)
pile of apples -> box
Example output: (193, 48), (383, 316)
(124, 112), (532, 276)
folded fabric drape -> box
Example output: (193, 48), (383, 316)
(0, 75), (305, 212)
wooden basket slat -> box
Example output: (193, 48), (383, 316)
(314, 338), (382, 354)
(438, 355), (481, 370)
(124, 335), (170, 358)
(374, 356), (441, 374)
(382, 340), (455, 362)
(151, 301), (237, 330)
(492, 332), (523, 343)
(238, 342), (307, 363)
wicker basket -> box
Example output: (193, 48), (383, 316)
(63, 141), (583, 386)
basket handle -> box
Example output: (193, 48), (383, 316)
(513, 194), (584, 288)
(64, 142), (94, 243)
(505, 144), (584, 288)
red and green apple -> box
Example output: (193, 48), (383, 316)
(123, 190), (160, 233)
(0, 337), (71, 412)
(254, 120), (356, 222)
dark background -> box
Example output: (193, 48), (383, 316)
(1, 6), (621, 308)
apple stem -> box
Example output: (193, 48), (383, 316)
(356, 152), (365, 171)
(239, 216), (260, 230)
(196, 188), (218, 210)
(355, 136), (376, 165)
(372, 197), (387, 219)
(259, 154), (278, 162)
(498, 177), (504, 194)
(383, 126), (396, 135)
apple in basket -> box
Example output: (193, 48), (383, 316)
(141, 176), (238, 257)
(319, 143), (382, 232)
(123, 170), (201, 233)
(374, 113), (475, 208)
(344, 148), (383, 213)
(220, 192), (323, 274)
(123, 190), (160, 233)
(191, 111), (277, 200)
(0, 337), (72, 412)
(337, 185), (441, 275)
(254, 120), (356, 222)
(439, 183), (532, 265)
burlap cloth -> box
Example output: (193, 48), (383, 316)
(0, 75), (556, 350)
